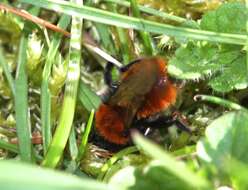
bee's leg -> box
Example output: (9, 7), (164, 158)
(171, 118), (191, 133)
(171, 111), (191, 133)
(133, 114), (191, 134)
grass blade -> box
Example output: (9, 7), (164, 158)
(15, 33), (32, 162)
(102, 0), (186, 23)
(69, 126), (79, 161)
(0, 139), (18, 153)
(14, 6), (40, 163)
(42, 0), (83, 168)
(94, 23), (117, 55)
(107, 3), (132, 64)
(246, 0), (248, 80)
(0, 48), (15, 97)
(77, 110), (94, 160)
(98, 146), (138, 181)
(41, 14), (71, 154)
(19, 0), (247, 45)
(86, 0), (117, 55)
(130, 0), (154, 55)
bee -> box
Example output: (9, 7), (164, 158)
(95, 57), (189, 148)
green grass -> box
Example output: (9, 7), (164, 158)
(19, 0), (247, 45)
(77, 109), (95, 161)
(14, 32), (32, 162)
(130, 0), (154, 55)
(42, 0), (83, 168)
(41, 15), (71, 154)
(0, 48), (15, 96)
(103, 0), (186, 23)
(0, 139), (18, 153)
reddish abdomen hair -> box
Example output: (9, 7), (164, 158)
(95, 104), (129, 145)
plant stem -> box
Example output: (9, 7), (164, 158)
(194, 95), (247, 111)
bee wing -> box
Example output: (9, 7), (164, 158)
(109, 60), (159, 127)
(109, 60), (158, 106)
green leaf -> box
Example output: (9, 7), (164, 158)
(0, 160), (110, 190)
(227, 159), (248, 190)
(131, 134), (210, 189)
(200, 2), (247, 34)
(109, 163), (195, 190)
(197, 111), (248, 169)
(169, 2), (248, 92)
(208, 53), (247, 92)
(169, 42), (220, 80)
